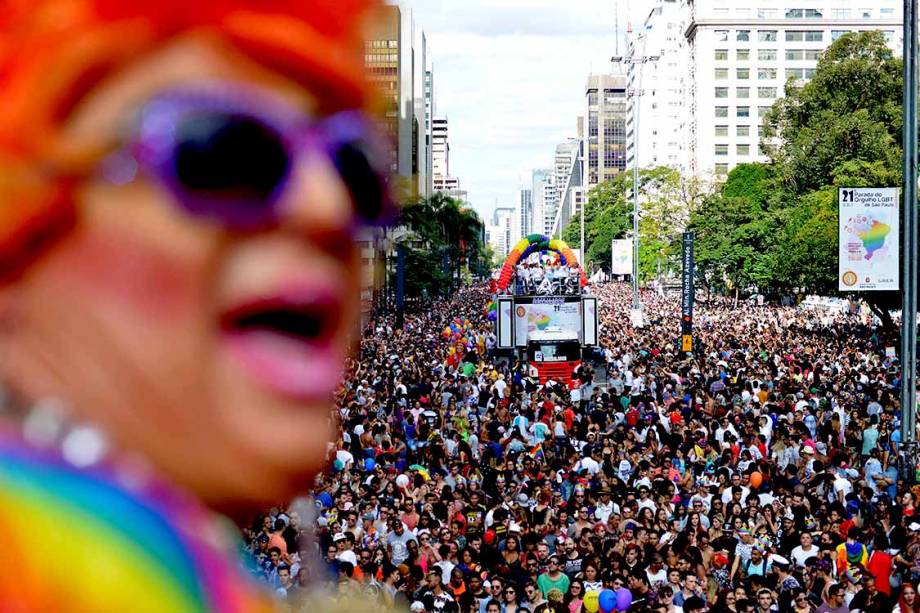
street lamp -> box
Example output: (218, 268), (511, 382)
(612, 47), (659, 324)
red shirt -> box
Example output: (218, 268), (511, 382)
(867, 550), (893, 595)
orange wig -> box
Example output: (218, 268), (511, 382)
(0, 0), (380, 280)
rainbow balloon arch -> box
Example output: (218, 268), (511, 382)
(495, 234), (588, 293)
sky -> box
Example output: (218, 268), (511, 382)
(407, 1), (647, 223)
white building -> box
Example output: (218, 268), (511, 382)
(490, 208), (516, 258)
(550, 138), (583, 237)
(624, 0), (692, 173)
(683, 0), (902, 178)
(432, 117), (449, 179)
(517, 189), (533, 239)
(531, 169), (554, 238)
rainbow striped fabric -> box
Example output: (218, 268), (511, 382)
(0, 436), (275, 612)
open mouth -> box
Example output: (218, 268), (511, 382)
(218, 290), (345, 402)
(221, 298), (340, 343)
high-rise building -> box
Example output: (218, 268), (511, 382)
(584, 74), (629, 189)
(432, 117), (449, 180)
(683, 0), (902, 178)
(531, 169), (554, 237)
(361, 5), (435, 322)
(624, 1), (692, 173)
(364, 4), (431, 198)
(549, 138), (583, 237)
(489, 208), (516, 258)
(425, 65), (435, 195)
(517, 189), (533, 239)
(431, 116), (467, 202)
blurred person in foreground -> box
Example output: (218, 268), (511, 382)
(0, 0), (391, 610)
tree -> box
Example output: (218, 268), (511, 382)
(562, 174), (633, 269)
(687, 164), (775, 300)
(760, 31), (903, 329)
(392, 193), (486, 299)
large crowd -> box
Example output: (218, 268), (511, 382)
(241, 278), (920, 613)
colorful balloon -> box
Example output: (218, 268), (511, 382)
(598, 589), (617, 613)
(583, 591), (599, 613)
(750, 471), (763, 488)
(615, 588), (632, 611)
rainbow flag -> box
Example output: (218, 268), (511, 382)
(529, 444), (545, 462)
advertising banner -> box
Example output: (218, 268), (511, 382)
(681, 232), (695, 351)
(611, 239), (633, 276)
(513, 297), (583, 346)
(838, 187), (899, 291)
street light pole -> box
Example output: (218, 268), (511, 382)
(901, 0), (919, 482)
(613, 43), (659, 322)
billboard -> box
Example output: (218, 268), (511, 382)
(838, 187), (899, 291)
(611, 239), (633, 275)
(513, 296), (583, 347)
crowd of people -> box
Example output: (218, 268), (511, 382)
(242, 279), (920, 613)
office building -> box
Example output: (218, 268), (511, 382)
(364, 4), (431, 197)
(624, 1), (692, 172)
(584, 74), (629, 189)
(683, 0), (902, 178)
(517, 189), (533, 239)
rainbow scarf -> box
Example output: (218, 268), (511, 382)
(0, 436), (275, 612)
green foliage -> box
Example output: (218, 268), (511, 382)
(687, 31), (904, 327)
(393, 193), (486, 297)
(566, 168), (707, 278)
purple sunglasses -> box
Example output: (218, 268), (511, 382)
(101, 84), (395, 229)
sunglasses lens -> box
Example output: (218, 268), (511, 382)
(174, 113), (289, 204)
(330, 138), (389, 224)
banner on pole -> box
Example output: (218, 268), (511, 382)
(838, 187), (899, 291)
(681, 232), (694, 351)
(611, 239), (632, 275)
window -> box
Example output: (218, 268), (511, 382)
(737, 30), (750, 42)
(758, 9), (778, 19)
(758, 30), (777, 42)
(736, 87), (751, 98)
(831, 9), (851, 19)
(786, 31), (804, 41)
(805, 49), (822, 61)
(715, 144), (729, 156)
(715, 87), (729, 98)
(715, 68), (729, 80)
(806, 31), (823, 42)
(714, 49), (729, 61)
(736, 8), (751, 18)
(737, 144), (750, 156)
(737, 49), (750, 61)
(737, 125), (750, 137)
(785, 9), (803, 18)
(714, 7), (729, 16)
(737, 68), (750, 80)
(715, 106), (729, 118)
(715, 163), (729, 176)
(786, 49), (804, 61)
(882, 8), (896, 18)
(805, 9), (822, 19)
(758, 106), (771, 118)
(715, 125), (729, 137)
(737, 106), (750, 118)
(805, 67), (817, 79)
(758, 68), (777, 80)
(587, 90), (598, 106)
(758, 49), (777, 61)
(786, 67), (805, 80)
(758, 87), (777, 98)
(860, 9), (872, 19)
(715, 30), (729, 41)
(832, 30), (850, 41)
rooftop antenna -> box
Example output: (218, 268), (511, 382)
(614, 0), (620, 58)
